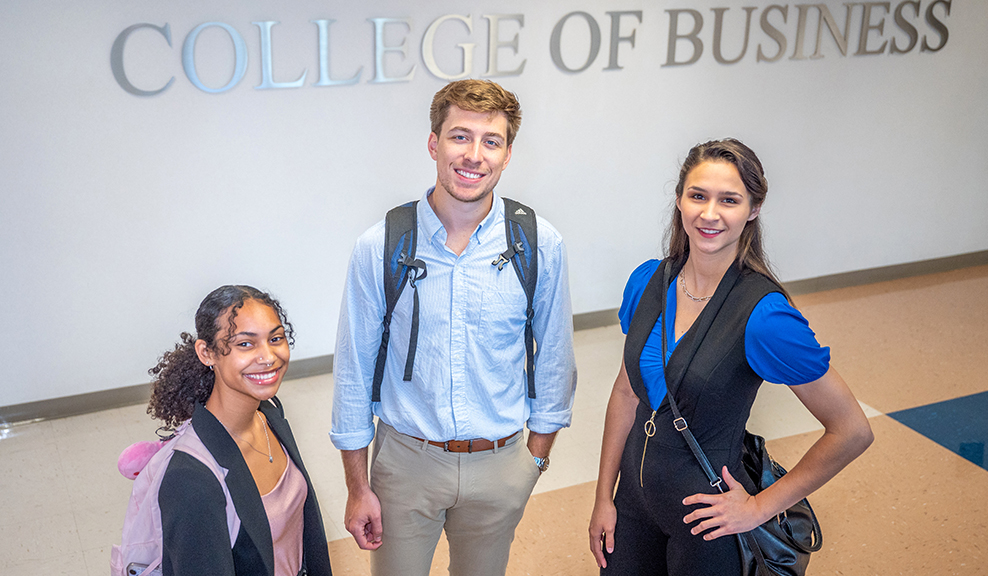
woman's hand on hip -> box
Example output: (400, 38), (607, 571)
(682, 466), (767, 540)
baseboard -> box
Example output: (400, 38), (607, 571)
(573, 308), (619, 331)
(4, 249), (985, 426)
(783, 249), (988, 295)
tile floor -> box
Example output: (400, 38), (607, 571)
(1, 265), (986, 575)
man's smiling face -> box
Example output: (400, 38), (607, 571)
(428, 105), (512, 206)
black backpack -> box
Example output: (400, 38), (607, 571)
(371, 197), (539, 402)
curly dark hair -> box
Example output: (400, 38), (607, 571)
(147, 285), (295, 429)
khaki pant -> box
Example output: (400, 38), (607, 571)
(369, 421), (542, 576)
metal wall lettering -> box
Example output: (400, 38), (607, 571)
(110, 23), (175, 97)
(312, 19), (361, 86)
(484, 14), (526, 77)
(550, 12), (602, 73)
(369, 18), (415, 83)
(182, 22), (248, 94)
(254, 21), (307, 89)
(111, 2), (954, 96)
(422, 14), (474, 81)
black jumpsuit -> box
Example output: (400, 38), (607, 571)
(603, 259), (781, 576)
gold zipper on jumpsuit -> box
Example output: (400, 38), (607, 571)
(640, 410), (657, 487)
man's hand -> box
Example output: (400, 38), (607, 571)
(344, 485), (384, 550)
(341, 447), (383, 550)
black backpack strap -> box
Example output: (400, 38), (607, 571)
(494, 197), (539, 399)
(372, 201), (427, 402)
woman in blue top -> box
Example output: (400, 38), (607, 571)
(588, 139), (874, 575)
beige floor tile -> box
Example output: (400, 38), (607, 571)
(0, 445), (73, 522)
(748, 381), (882, 441)
(794, 265), (988, 414)
(537, 324), (621, 495)
(83, 545), (112, 576)
(327, 537), (371, 574)
(0, 511), (82, 565)
(323, 515), (349, 543)
(2, 550), (88, 576)
(304, 454), (350, 533)
(75, 504), (128, 552)
(57, 428), (149, 512)
(0, 419), (57, 456)
(506, 481), (599, 576)
(767, 416), (987, 575)
(49, 403), (155, 439)
(531, 427), (601, 495)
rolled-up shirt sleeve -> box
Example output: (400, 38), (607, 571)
(526, 219), (577, 434)
(330, 222), (387, 451)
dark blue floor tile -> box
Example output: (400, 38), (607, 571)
(888, 390), (988, 471)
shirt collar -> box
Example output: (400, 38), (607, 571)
(419, 187), (504, 246)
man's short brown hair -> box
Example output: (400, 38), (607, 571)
(430, 80), (522, 146)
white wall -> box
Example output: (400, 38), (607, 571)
(1, 0), (983, 406)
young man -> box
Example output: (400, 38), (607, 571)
(331, 79), (577, 576)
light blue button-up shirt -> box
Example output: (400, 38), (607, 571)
(331, 190), (577, 451)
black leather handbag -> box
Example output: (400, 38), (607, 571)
(658, 262), (823, 576)
(735, 431), (823, 575)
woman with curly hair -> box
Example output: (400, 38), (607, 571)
(588, 139), (873, 575)
(145, 285), (332, 576)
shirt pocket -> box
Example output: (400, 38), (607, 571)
(478, 287), (529, 369)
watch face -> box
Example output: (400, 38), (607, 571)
(537, 456), (549, 472)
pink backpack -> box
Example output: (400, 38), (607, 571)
(110, 421), (241, 576)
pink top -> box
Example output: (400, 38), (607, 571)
(261, 454), (306, 576)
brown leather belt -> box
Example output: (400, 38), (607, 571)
(410, 431), (521, 453)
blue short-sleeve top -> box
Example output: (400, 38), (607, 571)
(619, 259), (830, 410)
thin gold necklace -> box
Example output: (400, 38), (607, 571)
(227, 411), (274, 463)
(679, 274), (713, 303)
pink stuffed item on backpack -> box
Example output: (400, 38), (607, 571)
(112, 421), (241, 576)
(118, 440), (167, 479)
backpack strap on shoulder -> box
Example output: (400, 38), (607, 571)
(373, 201), (427, 402)
(495, 197), (539, 399)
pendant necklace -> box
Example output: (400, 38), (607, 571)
(228, 411), (274, 463)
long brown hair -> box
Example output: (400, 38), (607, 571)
(665, 138), (789, 299)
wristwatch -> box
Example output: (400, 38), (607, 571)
(533, 455), (550, 473)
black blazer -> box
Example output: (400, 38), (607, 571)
(159, 400), (333, 576)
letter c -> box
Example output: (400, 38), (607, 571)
(110, 23), (175, 97)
